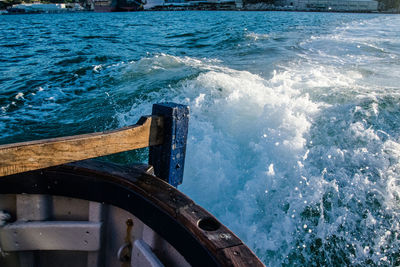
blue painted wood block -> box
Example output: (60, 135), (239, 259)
(149, 103), (189, 187)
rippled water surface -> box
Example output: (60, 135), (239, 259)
(1, 11), (400, 266)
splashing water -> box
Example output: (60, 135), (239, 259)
(117, 50), (400, 265)
(1, 12), (399, 266)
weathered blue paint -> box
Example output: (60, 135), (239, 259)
(149, 103), (189, 187)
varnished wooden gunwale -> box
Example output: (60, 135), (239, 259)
(0, 116), (164, 177)
(0, 160), (265, 267)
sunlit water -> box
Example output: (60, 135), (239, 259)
(1, 11), (400, 266)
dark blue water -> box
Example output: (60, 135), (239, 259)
(1, 11), (400, 266)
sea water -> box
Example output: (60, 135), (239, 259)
(1, 11), (399, 266)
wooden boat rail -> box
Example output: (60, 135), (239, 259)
(0, 116), (162, 177)
(0, 103), (189, 187)
(0, 103), (265, 267)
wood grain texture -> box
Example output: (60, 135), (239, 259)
(0, 160), (265, 266)
(59, 161), (264, 266)
(177, 204), (242, 251)
(217, 244), (265, 267)
(0, 116), (164, 177)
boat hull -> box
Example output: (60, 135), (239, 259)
(0, 160), (264, 267)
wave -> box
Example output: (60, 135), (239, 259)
(113, 51), (400, 266)
(1, 13), (399, 266)
(246, 32), (271, 41)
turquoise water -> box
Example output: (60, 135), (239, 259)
(1, 11), (400, 266)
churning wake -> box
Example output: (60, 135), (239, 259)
(113, 17), (400, 266)
(1, 12), (399, 266)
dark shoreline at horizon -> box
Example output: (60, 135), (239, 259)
(1, 9), (399, 14)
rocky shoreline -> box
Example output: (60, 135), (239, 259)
(147, 3), (398, 12)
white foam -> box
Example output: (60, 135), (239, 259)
(116, 54), (318, 263)
(93, 64), (103, 72)
(246, 32), (271, 41)
(115, 22), (400, 263)
(15, 92), (24, 100)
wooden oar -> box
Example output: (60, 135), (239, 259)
(0, 116), (164, 177)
